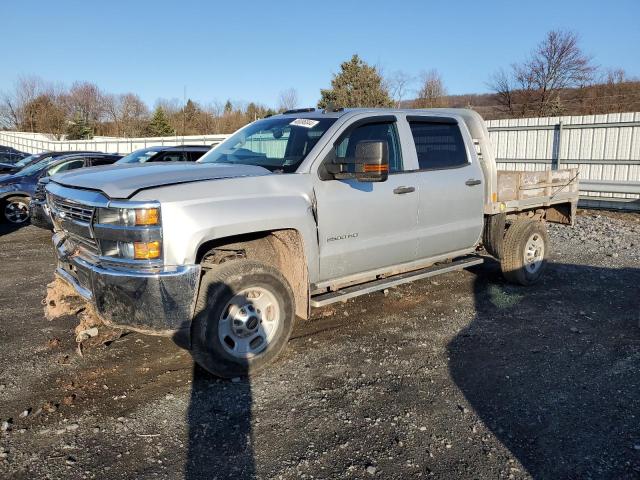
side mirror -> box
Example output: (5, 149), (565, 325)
(353, 140), (389, 182)
(325, 140), (389, 182)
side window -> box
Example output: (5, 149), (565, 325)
(408, 121), (468, 170)
(334, 122), (403, 173)
(189, 150), (207, 162)
(47, 159), (85, 176)
(153, 151), (189, 162)
(90, 157), (115, 166)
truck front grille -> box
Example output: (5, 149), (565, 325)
(51, 196), (95, 223)
(48, 194), (99, 255)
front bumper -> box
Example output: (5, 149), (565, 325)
(53, 232), (201, 335)
(29, 199), (53, 230)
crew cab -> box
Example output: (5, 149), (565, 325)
(45, 108), (578, 377)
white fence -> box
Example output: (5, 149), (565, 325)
(0, 132), (230, 155)
(1, 111), (639, 210)
(486, 112), (640, 209)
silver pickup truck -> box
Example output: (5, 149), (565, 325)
(46, 108), (578, 377)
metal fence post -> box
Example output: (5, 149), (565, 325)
(555, 120), (563, 170)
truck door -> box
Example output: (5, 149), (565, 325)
(313, 116), (419, 282)
(406, 116), (484, 260)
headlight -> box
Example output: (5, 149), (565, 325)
(93, 205), (162, 261)
(99, 239), (162, 260)
(96, 207), (160, 227)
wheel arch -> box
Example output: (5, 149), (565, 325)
(195, 228), (310, 320)
(0, 191), (31, 202)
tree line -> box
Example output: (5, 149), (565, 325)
(1, 29), (638, 139)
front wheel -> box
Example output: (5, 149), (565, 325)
(3, 196), (30, 225)
(500, 219), (549, 285)
(191, 260), (295, 378)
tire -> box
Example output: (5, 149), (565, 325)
(500, 219), (549, 286)
(3, 196), (30, 225)
(482, 213), (506, 259)
(191, 260), (295, 378)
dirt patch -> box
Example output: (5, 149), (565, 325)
(43, 275), (126, 352)
(43, 276), (86, 321)
(0, 216), (638, 480)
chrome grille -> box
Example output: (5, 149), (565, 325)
(68, 233), (100, 256)
(51, 196), (95, 223)
(49, 194), (99, 255)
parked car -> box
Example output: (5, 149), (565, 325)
(116, 145), (211, 164)
(46, 108), (578, 377)
(0, 150), (100, 175)
(0, 151), (28, 165)
(1, 153), (121, 225)
(0, 145), (26, 154)
(30, 153), (123, 229)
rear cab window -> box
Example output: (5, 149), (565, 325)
(407, 117), (468, 170)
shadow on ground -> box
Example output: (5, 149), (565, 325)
(179, 280), (257, 480)
(184, 365), (255, 479)
(175, 258), (639, 479)
(0, 222), (26, 236)
(449, 260), (640, 479)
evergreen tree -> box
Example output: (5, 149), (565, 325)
(183, 99), (199, 122)
(65, 111), (93, 140)
(224, 100), (233, 114)
(318, 54), (393, 109)
(146, 106), (175, 136)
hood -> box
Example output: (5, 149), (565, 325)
(51, 162), (272, 199)
(0, 173), (18, 184)
(0, 163), (18, 171)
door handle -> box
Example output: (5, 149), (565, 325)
(393, 186), (415, 194)
(465, 179), (482, 186)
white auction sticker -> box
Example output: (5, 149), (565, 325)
(290, 118), (319, 128)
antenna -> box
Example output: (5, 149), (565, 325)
(182, 85), (186, 145)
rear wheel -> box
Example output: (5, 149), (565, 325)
(191, 260), (295, 378)
(500, 219), (549, 285)
(3, 196), (30, 225)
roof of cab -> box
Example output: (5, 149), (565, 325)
(277, 106), (481, 120)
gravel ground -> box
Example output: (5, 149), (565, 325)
(0, 210), (638, 480)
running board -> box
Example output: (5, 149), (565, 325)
(310, 256), (484, 308)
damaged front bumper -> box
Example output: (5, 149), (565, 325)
(53, 232), (201, 335)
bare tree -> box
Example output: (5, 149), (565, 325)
(414, 69), (447, 108)
(0, 76), (47, 131)
(489, 30), (596, 117)
(65, 81), (106, 131)
(104, 93), (149, 137)
(277, 88), (299, 112)
(488, 69), (517, 117)
(387, 71), (414, 108)
(527, 30), (595, 115)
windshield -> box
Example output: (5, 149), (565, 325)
(198, 117), (337, 172)
(14, 158), (53, 177)
(116, 148), (163, 164)
(13, 154), (41, 168)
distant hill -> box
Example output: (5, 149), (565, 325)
(403, 81), (640, 120)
